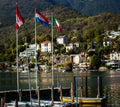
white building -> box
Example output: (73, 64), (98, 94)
(108, 30), (120, 39)
(110, 30), (120, 36)
(57, 35), (68, 45)
(71, 53), (90, 68)
(105, 52), (120, 67)
(19, 44), (39, 59)
(110, 52), (120, 60)
(66, 43), (76, 52)
(41, 40), (52, 52)
(103, 41), (112, 47)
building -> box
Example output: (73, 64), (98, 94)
(71, 53), (90, 68)
(110, 52), (120, 60)
(103, 41), (112, 47)
(108, 30), (120, 39)
(57, 35), (68, 45)
(66, 43), (77, 53)
(105, 52), (120, 67)
(41, 40), (52, 53)
(19, 44), (39, 59)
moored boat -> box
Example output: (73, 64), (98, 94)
(61, 96), (106, 104)
(32, 99), (72, 107)
(5, 100), (51, 107)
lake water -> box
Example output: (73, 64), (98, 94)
(0, 71), (120, 107)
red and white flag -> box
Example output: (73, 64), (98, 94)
(16, 4), (24, 30)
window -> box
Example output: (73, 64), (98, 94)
(44, 44), (48, 47)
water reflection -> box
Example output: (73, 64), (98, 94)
(81, 104), (104, 107)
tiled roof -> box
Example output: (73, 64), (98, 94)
(41, 40), (51, 44)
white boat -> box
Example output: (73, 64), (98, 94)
(32, 99), (72, 107)
(5, 101), (50, 107)
(5, 100), (72, 107)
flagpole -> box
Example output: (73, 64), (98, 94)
(16, 1), (24, 101)
(16, 28), (22, 101)
(35, 8), (38, 90)
(16, 29), (19, 91)
(51, 13), (54, 105)
(16, 2), (20, 99)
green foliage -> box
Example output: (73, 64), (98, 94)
(0, 6), (120, 63)
(64, 61), (72, 67)
(90, 54), (101, 69)
(63, 61), (72, 71)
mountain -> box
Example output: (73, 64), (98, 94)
(0, 0), (120, 27)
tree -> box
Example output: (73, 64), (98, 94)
(90, 54), (101, 69)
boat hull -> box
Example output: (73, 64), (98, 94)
(61, 96), (106, 104)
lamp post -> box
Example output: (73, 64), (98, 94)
(75, 66), (79, 107)
(74, 55), (79, 107)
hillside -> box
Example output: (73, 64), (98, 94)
(0, 0), (120, 27)
(0, 6), (120, 63)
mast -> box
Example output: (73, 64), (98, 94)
(51, 14), (54, 105)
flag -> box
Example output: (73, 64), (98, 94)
(16, 4), (24, 30)
(35, 9), (51, 26)
(53, 17), (62, 32)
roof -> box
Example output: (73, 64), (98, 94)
(41, 40), (51, 44)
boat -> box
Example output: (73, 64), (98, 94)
(31, 99), (72, 107)
(61, 96), (106, 104)
(60, 69), (106, 105)
(5, 100), (50, 107)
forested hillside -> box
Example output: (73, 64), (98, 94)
(0, 6), (120, 63)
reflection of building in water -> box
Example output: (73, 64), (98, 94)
(81, 104), (102, 107)
(107, 80), (120, 106)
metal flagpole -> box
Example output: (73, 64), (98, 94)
(51, 14), (54, 105)
(16, 1), (25, 101)
(16, 29), (19, 91)
(16, 1), (20, 99)
(16, 25), (22, 101)
(34, 1), (40, 106)
(35, 8), (38, 89)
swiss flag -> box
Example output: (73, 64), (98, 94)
(16, 4), (24, 30)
